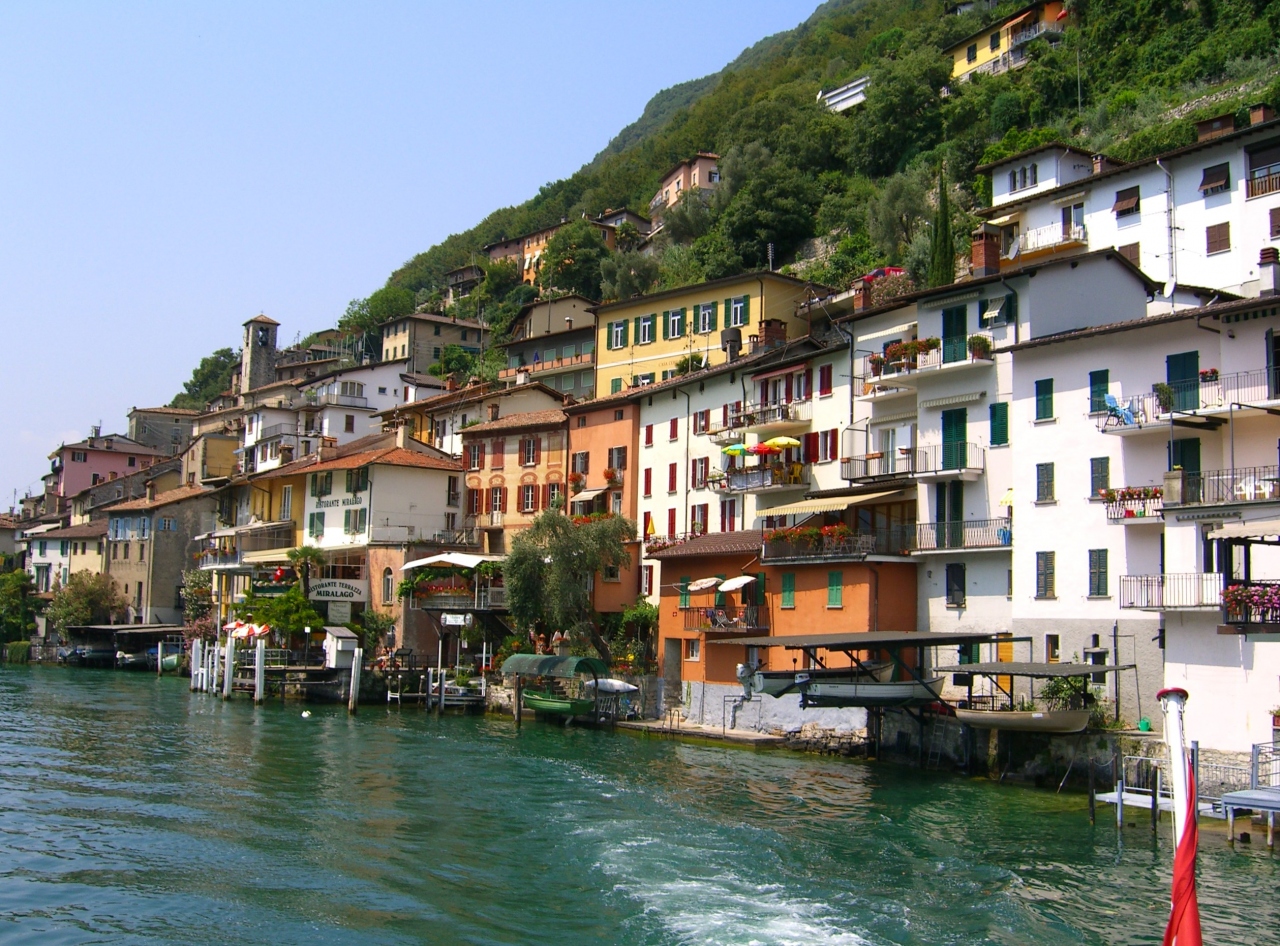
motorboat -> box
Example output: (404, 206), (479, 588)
(741, 662), (893, 698)
(953, 707), (1090, 733)
(798, 675), (944, 708)
(521, 690), (597, 717)
(116, 651), (149, 670)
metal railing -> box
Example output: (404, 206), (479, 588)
(1223, 579), (1280, 626)
(1105, 497), (1163, 521)
(916, 518), (1011, 551)
(721, 465), (809, 492)
(433, 528), (480, 547)
(1252, 741), (1280, 789)
(762, 529), (918, 561)
(727, 399), (812, 430)
(682, 604), (768, 632)
(1120, 573), (1223, 610)
(1018, 222), (1086, 253)
(920, 332), (994, 369)
(1180, 465), (1280, 506)
(258, 422), (299, 440)
(842, 451), (917, 480)
(913, 442), (985, 475)
(1010, 21), (1053, 46)
(1097, 368), (1280, 428)
(485, 511), (504, 528)
(477, 585), (507, 610)
(241, 523), (295, 552)
(312, 393), (369, 409)
(498, 351), (594, 379)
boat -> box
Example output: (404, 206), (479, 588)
(116, 651), (149, 670)
(744, 662), (893, 698)
(160, 653), (181, 672)
(521, 689), (597, 717)
(797, 675), (944, 708)
(953, 708), (1090, 733)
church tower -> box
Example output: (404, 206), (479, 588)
(240, 314), (280, 394)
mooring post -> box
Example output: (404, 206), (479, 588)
(1227, 806), (1236, 845)
(1088, 760), (1096, 825)
(157, 641), (164, 677)
(223, 639), (235, 699)
(514, 674), (522, 726)
(1268, 812), (1275, 850)
(189, 640), (201, 691)
(348, 647), (362, 714)
(254, 639), (265, 704)
(1152, 768), (1161, 835)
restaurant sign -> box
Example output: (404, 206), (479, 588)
(309, 579), (369, 603)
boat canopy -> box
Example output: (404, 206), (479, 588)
(716, 630), (1005, 649)
(500, 654), (610, 678)
(935, 661), (1135, 677)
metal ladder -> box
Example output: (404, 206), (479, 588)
(926, 716), (949, 769)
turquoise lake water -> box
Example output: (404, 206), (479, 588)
(0, 666), (1274, 945)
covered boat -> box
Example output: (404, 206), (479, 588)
(935, 660), (1136, 733)
(796, 674), (944, 708)
(500, 654), (613, 721)
(745, 662), (892, 698)
(953, 707), (1091, 733)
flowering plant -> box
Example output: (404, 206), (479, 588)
(1224, 582), (1280, 617)
(1199, 368), (1219, 382)
(603, 467), (621, 484)
(820, 523), (852, 540)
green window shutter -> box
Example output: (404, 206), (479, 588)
(677, 308), (686, 337)
(827, 571), (843, 607)
(709, 301), (718, 332)
(310, 474), (317, 497)
(753, 572), (766, 606)
(1036, 462), (1055, 502)
(1035, 379), (1054, 420)
(345, 470), (353, 493)
(634, 315), (642, 343)
(662, 310), (670, 340)
(714, 574), (727, 607)
(343, 509), (352, 533)
(1090, 457), (1110, 495)
(741, 294), (750, 325)
(679, 576), (692, 609)
(357, 508), (367, 533)
(725, 298), (733, 326)
(989, 401), (1009, 446)
(781, 573), (795, 609)
(1088, 548), (1108, 596)
(611, 377), (622, 394)
(1089, 369), (1109, 412)
(621, 319), (629, 348)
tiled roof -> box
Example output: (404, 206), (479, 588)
(459, 409), (568, 436)
(0, 515), (19, 530)
(110, 485), (213, 512)
(646, 530), (764, 559)
(54, 434), (165, 456)
(129, 406), (201, 416)
(41, 521), (109, 539)
(305, 446), (463, 474)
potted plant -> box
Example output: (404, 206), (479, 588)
(868, 353), (885, 377)
(1152, 382), (1174, 413)
(967, 334), (992, 360)
(568, 471), (586, 493)
(1199, 368), (1219, 383)
(603, 467), (621, 485)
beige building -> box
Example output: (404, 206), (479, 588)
(380, 312), (486, 374)
(649, 153), (720, 215)
(128, 407), (199, 456)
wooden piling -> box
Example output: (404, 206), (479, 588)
(254, 639), (265, 704)
(157, 641), (164, 677)
(1151, 768), (1160, 835)
(1268, 812), (1275, 850)
(1088, 761), (1096, 825)
(190, 640), (201, 691)
(223, 639), (235, 699)
(514, 674), (523, 726)
(1227, 806), (1235, 845)
(348, 647), (362, 714)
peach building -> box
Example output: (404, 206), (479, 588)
(649, 153), (720, 214)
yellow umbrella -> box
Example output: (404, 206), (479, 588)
(764, 436), (801, 449)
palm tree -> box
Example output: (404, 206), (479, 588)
(287, 545), (326, 599)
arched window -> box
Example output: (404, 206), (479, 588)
(383, 567), (394, 604)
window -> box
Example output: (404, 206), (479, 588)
(1045, 634), (1061, 663)
(340, 381), (364, 398)
(603, 563), (621, 582)
(1035, 551), (1056, 598)
(1088, 548), (1109, 597)
(609, 321), (628, 350)
(610, 378), (622, 395)
(1090, 457), (1110, 497)
(1271, 207), (1280, 239)
(695, 302), (717, 334)
(614, 409), (624, 421)
(521, 485), (538, 513)
(692, 410), (709, 435)
(669, 418), (678, 441)
(433, 325), (441, 336)
(728, 296), (748, 327)
(685, 639), (701, 661)
(344, 415), (355, 433)
(989, 402), (1009, 446)
(128, 456), (136, 467)
(668, 463), (678, 492)
(1118, 242), (1140, 266)
(1113, 186), (1140, 218)
(1034, 379), (1054, 420)
(637, 315), (655, 344)
(308, 511), (325, 538)
(642, 565), (654, 596)
(1199, 162), (1230, 196)
(691, 457), (709, 489)
(820, 429), (838, 463)
(667, 508), (677, 538)
(548, 482), (564, 508)
(446, 476), (460, 507)
(280, 485), (293, 520)
(979, 293), (1016, 327)
(490, 486), (505, 513)
(571, 451), (590, 474)
(644, 424), (654, 447)
(342, 508), (367, 534)
(643, 468), (652, 497)
(1088, 369), (1110, 413)
(780, 573), (795, 609)
(691, 503), (708, 533)
(945, 563), (966, 608)
(611, 491), (622, 515)
(966, 42), (977, 62)
(607, 446), (627, 470)
(990, 31), (1000, 50)
(719, 498), (736, 531)
(827, 571), (843, 608)
(311, 471), (333, 496)
(665, 308), (685, 339)
(1206, 222), (1231, 255)
(679, 575), (692, 608)
(818, 364), (833, 396)
(346, 467), (368, 493)
(1036, 463), (1055, 502)
(467, 444), (484, 471)
(71, 451), (87, 462)
(522, 437), (538, 466)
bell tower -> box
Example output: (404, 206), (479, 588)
(240, 314), (280, 394)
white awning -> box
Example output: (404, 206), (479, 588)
(718, 575), (757, 592)
(755, 489), (907, 519)
(242, 547), (297, 564)
(211, 527), (238, 538)
(857, 321), (918, 344)
(920, 391), (986, 410)
(1051, 190), (1087, 206)
(870, 410), (917, 426)
(987, 214), (1018, 226)
(1208, 518), (1280, 540)
(401, 552), (502, 571)
(570, 488), (606, 503)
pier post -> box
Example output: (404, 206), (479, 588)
(514, 674), (523, 726)
(190, 640), (201, 691)
(1151, 768), (1160, 835)
(1268, 812), (1275, 850)
(1088, 760), (1096, 825)
(254, 639), (265, 704)
(223, 639), (235, 699)
(157, 641), (164, 677)
(1227, 806), (1235, 845)
(348, 647), (362, 714)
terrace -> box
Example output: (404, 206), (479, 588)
(1096, 367), (1279, 433)
(915, 517), (1011, 552)
(1119, 573), (1223, 610)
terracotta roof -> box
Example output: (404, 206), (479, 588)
(646, 530), (764, 559)
(379, 380), (566, 417)
(129, 406), (201, 416)
(53, 434), (165, 457)
(110, 485), (213, 512)
(305, 446), (463, 474)
(973, 142), (1102, 174)
(41, 521), (109, 539)
(381, 311), (485, 329)
(459, 409), (568, 436)
(245, 314), (280, 325)
(0, 515), (18, 530)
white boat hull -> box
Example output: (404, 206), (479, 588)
(799, 676), (943, 708)
(953, 708), (1090, 733)
(749, 664), (892, 698)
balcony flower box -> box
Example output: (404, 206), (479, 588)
(1199, 368), (1219, 383)
(603, 468), (622, 486)
(1224, 582), (1280, 624)
(967, 335), (992, 360)
(868, 354), (885, 377)
(568, 471), (586, 494)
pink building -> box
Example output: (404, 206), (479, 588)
(649, 152), (720, 214)
(44, 427), (165, 502)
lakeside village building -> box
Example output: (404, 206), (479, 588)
(13, 130), (1280, 756)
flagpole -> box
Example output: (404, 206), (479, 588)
(1158, 686), (1203, 946)
(1159, 687), (1191, 845)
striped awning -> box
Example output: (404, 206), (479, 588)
(755, 489), (906, 519)
(919, 391), (986, 410)
(241, 548), (297, 565)
(1208, 518), (1280, 540)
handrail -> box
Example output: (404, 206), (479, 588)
(916, 518), (1011, 551)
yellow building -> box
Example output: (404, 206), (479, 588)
(945, 2), (1065, 82)
(591, 271), (818, 396)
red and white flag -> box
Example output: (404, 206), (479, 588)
(1162, 756), (1202, 946)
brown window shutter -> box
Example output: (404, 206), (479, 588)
(484, 489), (492, 513)
(1206, 222), (1230, 254)
(542, 484), (550, 509)
(803, 369), (813, 399)
(477, 443), (486, 469)
(1271, 208), (1280, 239)
(1118, 242), (1140, 266)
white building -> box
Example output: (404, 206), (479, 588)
(976, 105), (1280, 301)
(23, 522), (69, 593)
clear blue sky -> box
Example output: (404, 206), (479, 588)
(0, 1), (817, 508)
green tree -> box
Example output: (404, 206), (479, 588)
(671, 353), (705, 376)
(170, 348), (239, 410)
(661, 189), (714, 244)
(599, 250), (659, 302)
(613, 220), (643, 253)
(504, 510), (637, 662)
(45, 571), (126, 633)
(286, 545), (326, 599)
(536, 220), (610, 300)
(716, 162), (820, 270)
(868, 164), (931, 263)
(656, 243), (705, 290)
(428, 344), (480, 383)
(0, 571), (39, 643)
(849, 49), (951, 177)
(235, 586), (325, 648)
(351, 608), (395, 655)
(618, 598), (660, 668)
(927, 165), (954, 288)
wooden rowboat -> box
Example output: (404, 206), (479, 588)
(953, 708), (1090, 733)
(521, 690), (597, 717)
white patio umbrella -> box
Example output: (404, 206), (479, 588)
(685, 577), (721, 592)
(717, 575), (757, 592)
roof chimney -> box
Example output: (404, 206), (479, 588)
(1195, 113), (1236, 142)
(1251, 103), (1276, 126)
(971, 223), (1002, 278)
(145, 480), (156, 501)
(757, 319), (787, 350)
(445, 376), (459, 392)
(720, 327), (743, 362)
(851, 278), (872, 312)
(1260, 247), (1280, 298)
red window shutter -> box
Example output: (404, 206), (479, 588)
(760, 381), (768, 402)
(803, 370), (813, 400)
(501, 487), (508, 512)
(718, 502), (726, 532)
(829, 429), (839, 459)
(643, 511), (652, 534)
(667, 508), (676, 537)
(478, 443), (486, 469)
(722, 404), (729, 426)
(785, 375), (793, 403)
(643, 468), (652, 495)
(465, 488), (475, 515)
(542, 484), (550, 509)
(668, 463), (677, 491)
(484, 489), (492, 513)
(669, 417), (678, 439)
(803, 433), (819, 463)
(819, 365), (833, 396)
(644, 424), (653, 446)
(533, 436), (542, 465)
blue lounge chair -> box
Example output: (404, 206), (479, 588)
(1105, 394), (1134, 426)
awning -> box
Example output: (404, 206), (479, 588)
(755, 489), (906, 519)
(869, 410), (917, 426)
(1006, 10), (1033, 26)
(1199, 163), (1230, 193)
(919, 391), (986, 410)
(998, 488), (1014, 507)
(1208, 518), (1280, 540)
(1050, 190), (1087, 206)
(499, 654), (610, 678)
(1112, 188), (1140, 214)
(718, 575), (756, 592)
(752, 363), (804, 382)
(211, 528), (238, 538)
(857, 321), (917, 343)
(569, 488), (606, 503)
(987, 214), (1018, 227)
(935, 661), (1135, 678)
(401, 551), (501, 571)
(242, 547), (297, 565)
(712, 630), (1006, 649)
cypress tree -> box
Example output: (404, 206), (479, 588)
(928, 165), (954, 288)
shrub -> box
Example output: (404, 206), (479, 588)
(6, 640), (30, 663)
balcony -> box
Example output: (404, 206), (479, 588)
(856, 334), (994, 396)
(912, 443), (985, 481)
(483, 511), (504, 529)
(1017, 222), (1087, 256)
(1167, 466), (1280, 508)
(719, 464), (810, 494)
(497, 351), (594, 381)
(919, 333), (994, 371)
(1097, 368), (1280, 432)
(915, 518), (1011, 552)
(258, 422), (299, 440)
(199, 549), (242, 569)
(842, 451), (917, 482)
(682, 603), (769, 633)
(1120, 573), (1223, 610)
(1104, 492), (1164, 523)
(1223, 580), (1280, 630)
(709, 427), (745, 446)
(433, 527), (481, 547)
(476, 584), (507, 610)
(762, 528), (916, 563)
(308, 393), (370, 410)
(725, 399), (812, 434)
(241, 523), (295, 553)
(1010, 21), (1061, 47)
(1247, 172), (1280, 200)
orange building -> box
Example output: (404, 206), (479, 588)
(648, 530), (916, 726)
(565, 394), (642, 614)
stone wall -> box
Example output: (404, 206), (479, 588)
(675, 680), (869, 736)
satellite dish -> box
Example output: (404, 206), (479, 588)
(1162, 279), (1176, 299)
